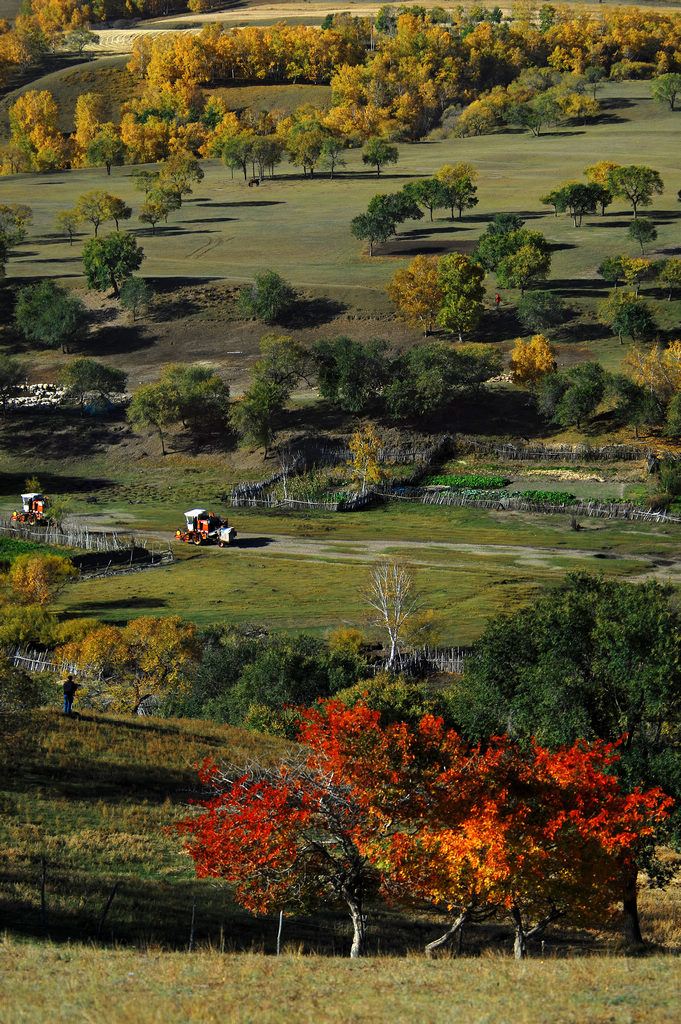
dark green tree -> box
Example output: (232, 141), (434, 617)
(81, 231), (145, 299)
(120, 276), (152, 321)
(14, 281), (86, 352)
(606, 165), (664, 219)
(405, 178), (448, 221)
(86, 127), (125, 175)
(598, 291), (656, 344)
(553, 182), (601, 226)
(0, 354), (25, 416)
(350, 210), (392, 256)
(516, 290), (566, 332)
(238, 270), (296, 323)
(628, 218), (657, 255)
(361, 138), (398, 176)
(58, 357), (127, 412)
(313, 336), (389, 413)
(536, 361), (607, 427)
(650, 72), (681, 110)
(452, 572), (681, 944)
(612, 375), (663, 439)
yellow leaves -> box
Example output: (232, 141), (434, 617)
(348, 425), (387, 492)
(585, 160), (620, 186)
(387, 255), (443, 334)
(436, 162), (478, 186)
(57, 616), (200, 712)
(624, 340), (681, 403)
(71, 92), (105, 165)
(509, 334), (556, 390)
(8, 554), (77, 607)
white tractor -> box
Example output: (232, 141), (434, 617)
(175, 508), (237, 547)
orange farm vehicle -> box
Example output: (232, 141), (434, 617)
(11, 492), (52, 526)
(175, 508), (237, 547)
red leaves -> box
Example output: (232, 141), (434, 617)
(177, 701), (672, 944)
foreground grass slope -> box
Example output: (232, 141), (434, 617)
(2, 709), (680, 961)
(0, 710), (291, 949)
(2, 942), (681, 1024)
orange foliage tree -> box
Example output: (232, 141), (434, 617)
(179, 701), (671, 959)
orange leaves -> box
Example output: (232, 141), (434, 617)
(179, 701), (672, 955)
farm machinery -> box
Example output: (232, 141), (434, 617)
(175, 508), (237, 547)
(11, 492), (53, 526)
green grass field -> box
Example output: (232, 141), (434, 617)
(44, 500), (681, 641)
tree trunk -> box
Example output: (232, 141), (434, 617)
(425, 906), (473, 958)
(346, 896), (366, 958)
(511, 905), (527, 960)
(622, 869), (643, 945)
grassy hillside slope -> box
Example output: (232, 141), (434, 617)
(0, 709), (291, 948)
(0, 709), (680, 1021)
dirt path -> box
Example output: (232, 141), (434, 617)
(145, 529), (681, 582)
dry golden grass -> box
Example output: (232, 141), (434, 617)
(1, 939), (680, 1024)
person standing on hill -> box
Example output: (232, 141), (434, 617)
(62, 675), (79, 716)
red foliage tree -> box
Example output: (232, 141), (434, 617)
(179, 702), (672, 959)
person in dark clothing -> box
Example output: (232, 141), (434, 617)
(63, 675), (79, 716)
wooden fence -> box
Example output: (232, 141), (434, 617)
(0, 519), (132, 551)
(229, 492), (374, 512)
(373, 646), (471, 676)
(0, 520), (175, 564)
(381, 487), (681, 524)
(9, 646), (103, 681)
(451, 436), (663, 463)
(227, 436), (451, 507)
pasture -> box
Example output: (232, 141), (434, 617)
(0, 80), (679, 329)
(0, 75), (679, 639)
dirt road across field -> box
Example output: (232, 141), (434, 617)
(180, 530), (681, 583)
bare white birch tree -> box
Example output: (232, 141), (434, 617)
(362, 559), (435, 670)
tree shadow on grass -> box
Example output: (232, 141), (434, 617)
(400, 225), (462, 237)
(81, 324), (155, 357)
(194, 199), (285, 209)
(381, 238), (462, 256)
(0, 409), (129, 461)
(64, 597), (168, 620)
(548, 278), (610, 296)
(286, 295), (348, 328)
(180, 216), (237, 225)
(0, 469), (114, 495)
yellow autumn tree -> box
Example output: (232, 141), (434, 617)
(436, 162), (478, 186)
(624, 340), (681, 404)
(348, 425), (388, 493)
(620, 256), (652, 296)
(8, 554), (78, 606)
(585, 160), (620, 186)
(71, 92), (105, 166)
(9, 90), (68, 171)
(509, 334), (556, 395)
(57, 616), (200, 713)
(386, 255), (444, 336)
